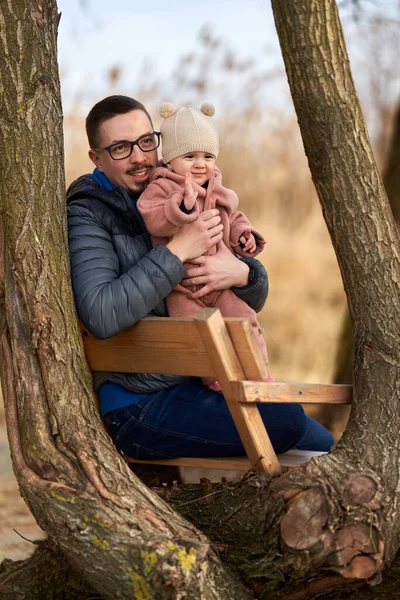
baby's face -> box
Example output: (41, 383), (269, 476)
(168, 152), (216, 186)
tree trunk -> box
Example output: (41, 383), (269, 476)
(1, 1), (400, 599)
(0, 540), (101, 600)
(334, 96), (400, 385)
(168, 478), (400, 600)
(267, 0), (400, 588)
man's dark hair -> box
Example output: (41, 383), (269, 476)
(86, 95), (153, 149)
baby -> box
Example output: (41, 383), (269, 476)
(138, 103), (272, 390)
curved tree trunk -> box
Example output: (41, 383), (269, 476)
(267, 0), (400, 588)
(0, 541), (100, 600)
(334, 96), (400, 385)
(0, 1), (400, 599)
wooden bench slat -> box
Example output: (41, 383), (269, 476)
(81, 319), (216, 377)
(232, 381), (353, 404)
(125, 449), (326, 471)
(81, 316), (274, 381)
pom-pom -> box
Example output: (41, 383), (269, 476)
(200, 103), (215, 117)
(159, 102), (176, 118)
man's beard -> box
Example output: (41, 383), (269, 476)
(129, 179), (148, 194)
(125, 163), (154, 194)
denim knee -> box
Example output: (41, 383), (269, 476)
(296, 415), (334, 452)
(259, 403), (307, 454)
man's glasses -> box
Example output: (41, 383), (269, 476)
(95, 132), (160, 160)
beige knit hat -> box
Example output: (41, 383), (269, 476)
(159, 102), (219, 164)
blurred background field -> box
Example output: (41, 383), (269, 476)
(1, 0), (400, 560)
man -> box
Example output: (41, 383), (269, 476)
(67, 95), (333, 469)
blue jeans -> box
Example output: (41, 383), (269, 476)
(102, 381), (334, 460)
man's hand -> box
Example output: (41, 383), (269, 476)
(166, 209), (223, 263)
(182, 240), (250, 299)
(239, 228), (257, 253)
(183, 173), (198, 211)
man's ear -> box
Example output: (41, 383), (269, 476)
(89, 149), (102, 169)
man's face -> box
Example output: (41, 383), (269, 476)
(89, 110), (158, 195)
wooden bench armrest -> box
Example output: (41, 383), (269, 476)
(232, 381), (352, 404)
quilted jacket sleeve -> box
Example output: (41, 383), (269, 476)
(68, 202), (186, 339)
(232, 256), (269, 313)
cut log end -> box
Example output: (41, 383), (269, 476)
(280, 487), (329, 550)
(340, 555), (379, 579)
(343, 476), (377, 506)
(279, 483), (384, 586)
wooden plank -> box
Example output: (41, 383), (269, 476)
(124, 449), (326, 471)
(80, 318), (216, 377)
(226, 319), (269, 380)
(195, 309), (281, 474)
(231, 381), (353, 404)
(125, 455), (251, 471)
(81, 312), (269, 378)
(278, 449), (326, 468)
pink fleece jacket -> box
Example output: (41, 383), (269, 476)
(137, 166), (266, 257)
(137, 166), (270, 383)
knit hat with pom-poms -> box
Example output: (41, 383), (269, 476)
(159, 102), (219, 164)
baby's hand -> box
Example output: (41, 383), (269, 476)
(183, 173), (198, 211)
(239, 229), (257, 253)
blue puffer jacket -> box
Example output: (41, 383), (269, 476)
(67, 173), (269, 393)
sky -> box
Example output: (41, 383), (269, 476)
(56, 0), (400, 138)
(57, 0), (280, 110)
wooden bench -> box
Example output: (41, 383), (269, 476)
(81, 308), (352, 474)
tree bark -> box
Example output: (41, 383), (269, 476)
(0, 541), (101, 600)
(333, 96), (400, 386)
(1, 1), (400, 599)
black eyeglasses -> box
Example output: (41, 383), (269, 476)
(95, 132), (160, 160)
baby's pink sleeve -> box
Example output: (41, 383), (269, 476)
(229, 211), (266, 257)
(137, 181), (199, 237)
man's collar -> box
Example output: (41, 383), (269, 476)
(92, 168), (115, 191)
(92, 167), (141, 204)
